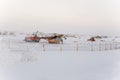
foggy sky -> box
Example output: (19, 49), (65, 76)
(0, 0), (120, 35)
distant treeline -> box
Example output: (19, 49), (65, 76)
(0, 31), (15, 35)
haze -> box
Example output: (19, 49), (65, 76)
(0, 0), (120, 35)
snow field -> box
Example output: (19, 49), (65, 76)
(0, 35), (120, 80)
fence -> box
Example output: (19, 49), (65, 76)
(1, 39), (120, 52)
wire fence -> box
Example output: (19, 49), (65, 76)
(1, 38), (120, 52)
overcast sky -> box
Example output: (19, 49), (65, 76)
(0, 0), (120, 35)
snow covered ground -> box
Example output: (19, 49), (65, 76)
(0, 34), (120, 80)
